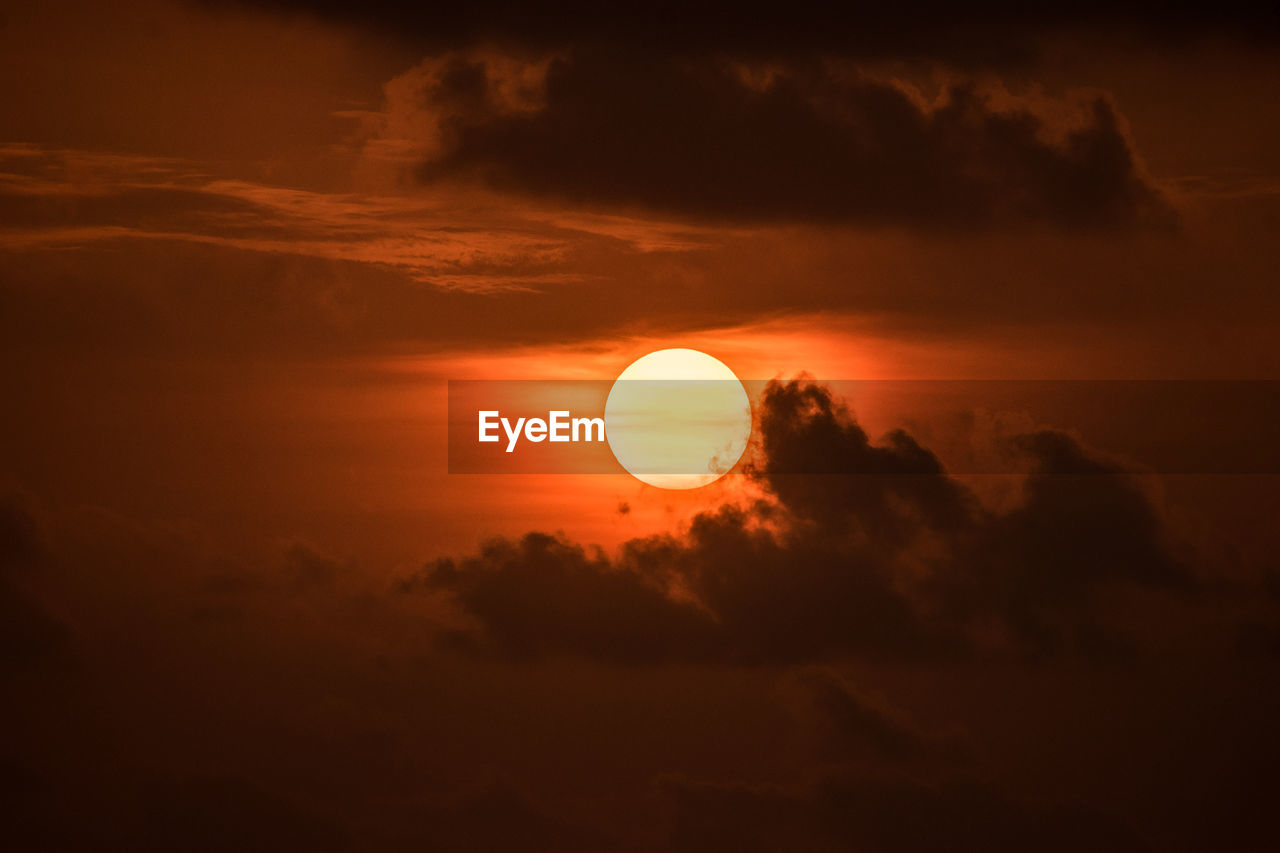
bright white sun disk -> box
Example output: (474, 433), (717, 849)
(604, 348), (752, 489)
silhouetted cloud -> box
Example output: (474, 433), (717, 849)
(405, 532), (725, 664)
(754, 377), (977, 536)
(416, 379), (1192, 664)
(409, 51), (1173, 228)
(941, 430), (1193, 657)
(242, 1), (1280, 60)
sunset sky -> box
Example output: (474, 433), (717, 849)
(3, 2), (1280, 849)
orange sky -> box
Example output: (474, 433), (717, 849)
(3, 2), (1280, 850)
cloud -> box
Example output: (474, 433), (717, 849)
(0, 411), (1273, 851)
(415, 379), (1193, 664)
(404, 532), (725, 665)
(752, 377), (977, 536)
(0, 147), (588, 292)
(941, 430), (1193, 657)
(243, 2), (1280, 61)
(400, 51), (1173, 228)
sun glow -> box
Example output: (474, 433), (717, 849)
(604, 348), (752, 489)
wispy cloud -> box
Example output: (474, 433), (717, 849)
(0, 145), (716, 293)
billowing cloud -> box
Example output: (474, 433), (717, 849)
(2, 393), (1274, 851)
(393, 51), (1173, 228)
(753, 378), (977, 536)
(407, 531), (724, 664)
(414, 379), (1193, 664)
(3, 3), (1279, 849)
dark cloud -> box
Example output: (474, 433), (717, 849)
(416, 52), (1173, 228)
(753, 377), (977, 536)
(241, 1), (1280, 60)
(0, 410), (1274, 852)
(941, 430), (1193, 657)
(417, 379), (1193, 664)
(404, 532), (725, 665)
(5, 155), (1275, 366)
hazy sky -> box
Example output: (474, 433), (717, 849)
(3, 2), (1279, 849)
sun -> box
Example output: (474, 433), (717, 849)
(604, 348), (752, 489)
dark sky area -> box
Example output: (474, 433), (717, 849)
(2, 1), (1279, 849)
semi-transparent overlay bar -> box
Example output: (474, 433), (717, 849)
(447, 380), (1280, 475)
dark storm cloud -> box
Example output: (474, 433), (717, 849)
(416, 52), (1173, 228)
(240, 1), (1280, 59)
(415, 379), (1193, 664)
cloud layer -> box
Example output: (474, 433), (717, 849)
(249, 2), (1280, 59)
(416, 379), (1192, 664)
(405, 52), (1173, 228)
